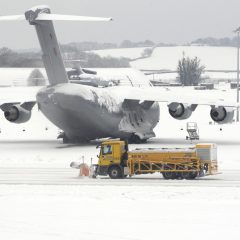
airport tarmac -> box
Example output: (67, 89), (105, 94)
(0, 167), (239, 188)
(0, 91), (240, 240)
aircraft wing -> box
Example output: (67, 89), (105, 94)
(141, 69), (238, 75)
(141, 69), (177, 75)
(0, 87), (39, 111)
(124, 87), (240, 107)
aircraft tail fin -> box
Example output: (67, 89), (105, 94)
(0, 5), (112, 86)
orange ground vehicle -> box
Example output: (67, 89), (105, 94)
(93, 140), (218, 179)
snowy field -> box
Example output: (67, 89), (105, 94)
(93, 46), (237, 71)
(93, 46), (238, 81)
(0, 46), (237, 88)
(0, 68), (47, 87)
(131, 46), (237, 70)
(92, 47), (146, 60)
(0, 83), (240, 239)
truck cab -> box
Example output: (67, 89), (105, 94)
(97, 140), (129, 178)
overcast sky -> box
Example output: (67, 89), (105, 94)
(0, 0), (240, 49)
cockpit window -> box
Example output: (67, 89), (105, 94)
(102, 145), (113, 155)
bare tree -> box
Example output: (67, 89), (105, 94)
(177, 56), (205, 86)
(141, 48), (153, 58)
(27, 68), (46, 86)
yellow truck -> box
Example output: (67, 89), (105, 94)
(93, 140), (218, 179)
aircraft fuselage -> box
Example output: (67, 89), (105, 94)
(36, 83), (160, 142)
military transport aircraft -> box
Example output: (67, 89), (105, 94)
(0, 5), (238, 143)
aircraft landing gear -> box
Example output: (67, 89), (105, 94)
(128, 134), (147, 144)
(63, 135), (70, 144)
(57, 132), (87, 144)
(57, 132), (70, 143)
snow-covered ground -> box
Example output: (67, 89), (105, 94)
(93, 46), (237, 71)
(93, 46), (238, 81)
(0, 180), (240, 240)
(0, 80), (240, 239)
(92, 47), (146, 60)
(131, 46), (237, 70)
(1, 46), (237, 88)
(0, 68), (47, 86)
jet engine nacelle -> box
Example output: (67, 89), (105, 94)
(210, 106), (235, 124)
(4, 105), (31, 124)
(168, 102), (196, 120)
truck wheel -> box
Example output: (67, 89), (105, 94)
(181, 172), (197, 180)
(162, 172), (176, 180)
(187, 172), (198, 179)
(181, 172), (190, 179)
(108, 166), (122, 179)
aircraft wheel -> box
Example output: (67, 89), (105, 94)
(63, 135), (70, 144)
(129, 134), (146, 144)
(108, 166), (123, 179)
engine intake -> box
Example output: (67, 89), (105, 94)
(210, 106), (234, 124)
(4, 105), (31, 124)
(168, 102), (196, 120)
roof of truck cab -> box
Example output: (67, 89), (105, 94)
(196, 143), (217, 148)
(102, 140), (125, 145)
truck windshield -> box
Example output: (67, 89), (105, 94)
(102, 145), (112, 155)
